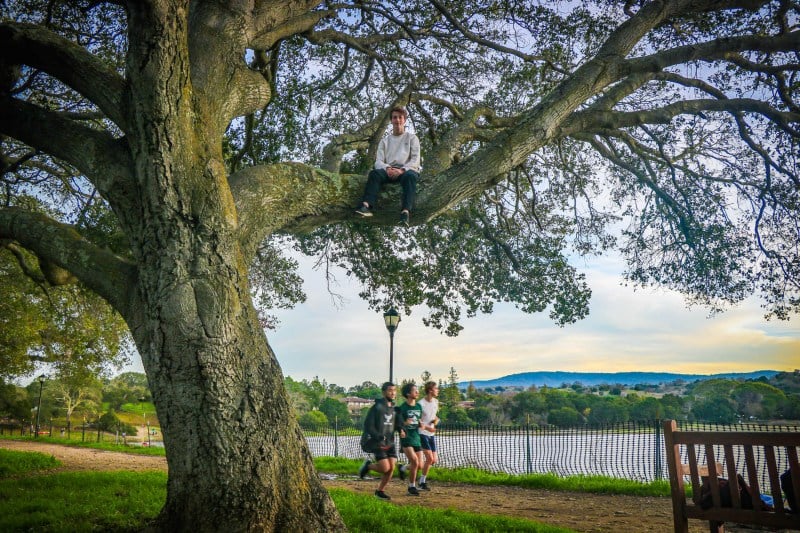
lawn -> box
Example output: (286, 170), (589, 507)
(0, 448), (575, 532)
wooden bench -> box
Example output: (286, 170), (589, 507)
(663, 419), (800, 532)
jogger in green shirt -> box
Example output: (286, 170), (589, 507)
(397, 383), (424, 496)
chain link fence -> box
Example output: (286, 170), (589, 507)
(0, 421), (162, 447)
(4, 418), (797, 487)
(302, 419), (800, 486)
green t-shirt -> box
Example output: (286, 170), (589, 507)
(397, 401), (422, 448)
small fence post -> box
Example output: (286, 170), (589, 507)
(654, 419), (663, 480)
(525, 414), (532, 475)
(334, 416), (339, 458)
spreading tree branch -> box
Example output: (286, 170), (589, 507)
(622, 30), (800, 79)
(566, 98), (800, 138)
(0, 207), (136, 313)
(0, 22), (128, 131)
(0, 97), (136, 206)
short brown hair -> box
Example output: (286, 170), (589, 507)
(401, 382), (417, 398)
(390, 106), (408, 118)
(424, 381), (437, 394)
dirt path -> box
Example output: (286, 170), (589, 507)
(1, 440), (710, 532)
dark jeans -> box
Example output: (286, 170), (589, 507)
(360, 168), (418, 212)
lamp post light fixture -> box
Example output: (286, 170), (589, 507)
(34, 374), (46, 438)
(383, 307), (401, 383)
(138, 397), (148, 426)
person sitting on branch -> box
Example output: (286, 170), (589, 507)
(355, 106), (421, 226)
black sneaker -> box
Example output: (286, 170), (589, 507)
(358, 459), (371, 479)
(355, 205), (372, 217)
(399, 211), (410, 225)
(408, 486), (420, 496)
(419, 481), (430, 491)
(374, 490), (391, 500)
(398, 464), (407, 481)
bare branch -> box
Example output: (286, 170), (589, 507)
(302, 28), (415, 70)
(250, 8), (337, 49)
(0, 97), (136, 204)
(565, 98), (800, 138)
(428, 0), (567, 73)
(0, 22), (128, 131)
(622, 30), (800, 79)
(585, 135), (698, 249)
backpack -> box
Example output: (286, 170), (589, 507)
(700, 474), (766, 510)
(359, 431), (378, 453)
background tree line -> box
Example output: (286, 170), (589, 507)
(5, 369), (798, 433)
(263, 368), (800, 428)
(1, 371), (152, 436)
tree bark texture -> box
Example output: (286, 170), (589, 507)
(118, 2), (343, 530)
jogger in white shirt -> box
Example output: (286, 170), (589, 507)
(417, 381), (440, 490)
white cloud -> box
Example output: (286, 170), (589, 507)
(122, 251), (800, 388)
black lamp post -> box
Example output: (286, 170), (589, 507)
(383, 307), (401, 383)
(138, 396), (150, 446)
(34, 374), (46, 438)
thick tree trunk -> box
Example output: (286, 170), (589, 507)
(117, 4), (345, 528)
(132, 287), (343, 531)
(122, 138), (344, 529)
(124, 135), (344, 530)
(121, 95), (345, 533)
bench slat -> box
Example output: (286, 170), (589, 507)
(722, 445), (743, 508)
(742, 445), (762, 503)
(671, 431), (800, 447)
(705, 445), (723, 509)
(686, 445), (703, 505)
(685, 506), (800, 529)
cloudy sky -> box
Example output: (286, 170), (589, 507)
(250, 252), (800, 389)
(120, 250), (799, 388)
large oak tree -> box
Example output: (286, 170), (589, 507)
(1, 0), (798, 530)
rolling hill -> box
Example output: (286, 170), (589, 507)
(462, 370), (779, 389)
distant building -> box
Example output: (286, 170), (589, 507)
(457, 400), (475, 410)
(342, 396), (372, 415)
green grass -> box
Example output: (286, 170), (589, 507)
(0, 464), (574, 532)
(0, 434), (166, 456)
(1, 438), (669, 498)
(329, 488), (575, 532)
(313, 457), (671, 497)
(0, 470), (166, 532)
(0, 448), (61, 478)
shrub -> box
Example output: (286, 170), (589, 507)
(98, 410), (137, 435)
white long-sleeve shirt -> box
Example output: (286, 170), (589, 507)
(418, 396), (439, 436)
(375, 131), (421, 173)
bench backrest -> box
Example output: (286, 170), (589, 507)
(663, 419), (800, 532)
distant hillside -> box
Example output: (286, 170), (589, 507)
(462, 370), (779, 389)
